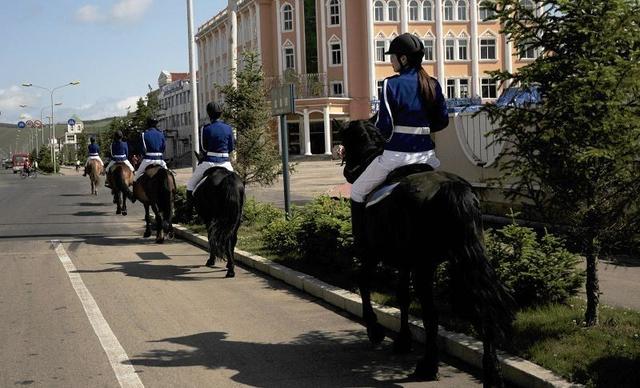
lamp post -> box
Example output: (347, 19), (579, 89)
(40, 103), (61, 147)
(22, 81), (79, 174)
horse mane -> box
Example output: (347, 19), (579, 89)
(341, 120), (385, 183)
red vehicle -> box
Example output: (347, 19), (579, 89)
(12, 153), (29, 174)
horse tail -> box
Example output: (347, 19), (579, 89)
(114, 166), (133, 198)
(155, 168), (174, 226)
(433, 180), (515, 342)
(207, 173), (245, 260)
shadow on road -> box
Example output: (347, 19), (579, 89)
(128, 330), (440, 387)
(73, 260), (224, 281)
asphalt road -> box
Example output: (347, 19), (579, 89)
(0, 169), (483, 387)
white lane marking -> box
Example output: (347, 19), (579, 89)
(52, 240), (144, 388)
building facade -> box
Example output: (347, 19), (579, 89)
(196, 0), (536, 157)
(157, 71), (194, 163)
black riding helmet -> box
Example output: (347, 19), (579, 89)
(146, 117), (159, 128)
(114, 130), (123, 140)
(206, 101), (223, 120)
(385, 33), (425, 62)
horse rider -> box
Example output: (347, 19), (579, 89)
(104, 130), (134, 188)
(83, 137), (103, 176)
(133, 117), (168, 182)
(350, 32), (449, 256)
(184, 101), (235, 218)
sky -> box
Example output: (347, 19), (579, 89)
(0, 0), (227, 125)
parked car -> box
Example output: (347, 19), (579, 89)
(2, 158), (11, 169)
(11, 153), (29, 174)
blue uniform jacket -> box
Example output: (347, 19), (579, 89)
(110, 141), (129, 161)
(88, 143), (100, 156)
(376, 68), (449, 153)
(201, 120), (234, 163)
(141, 128), (165, 160)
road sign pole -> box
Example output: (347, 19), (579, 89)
(280, 114), (291, 217)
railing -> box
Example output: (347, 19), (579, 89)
(452, 107), (504, 168)
(265, 72), (334, 99)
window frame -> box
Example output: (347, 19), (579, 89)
(283, 46), (296, 70)
(479, 36), (497, 60)
(328, 0), (341, 26)
(481, 78), (498, 99)
(388, 0), (399, 21)
(330, 80), (344, 96)
(282, 3), (294, 32)
(329, 40), (342, 66)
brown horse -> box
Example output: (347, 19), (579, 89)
(107, 163), (134, 216)
(133, 166), (176, 243)
(86, 159), (103, 196)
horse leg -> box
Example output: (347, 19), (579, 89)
(143, 204), (152, 238)
(114, 191), (121, 214)
(393, 267), (413, 353)
(482, 322), (504, 388)
(152, 204), (164, 243)
(121, 195), (127, 216)
(412, 266), (439, 381)
(225, 235), (237, 278)
(359, 257), (386, 345)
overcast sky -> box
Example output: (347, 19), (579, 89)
(0, 0), (226, 125)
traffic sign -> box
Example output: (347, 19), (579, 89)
(17, 121), (26, 129)
(271, 84), (296, 116)
(34, 120), (42, 128)
(68, 118), (76, 126)
(26, 120), (34, 128)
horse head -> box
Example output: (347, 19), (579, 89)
(335, 118), (385, 184)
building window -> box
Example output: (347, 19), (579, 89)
(374, 1), (384, 21)
(518, 40), (537, 59)
(445, 39), (455, 60)
(330, 41), (342, 65)
(375, 39), (386, 62)
(459, 79), (469, 97)
(377, 80), (385, 97)
(446, 79), (456, 99)
(423, 38), (434, 61)
(388, 1), (399, 21)
(479, 1), (495, 21)
(329, 0), (340, 25)
(443, 0), (454, 21)
(422, 1), (433, 21)
(284, 47), (295, 69)
(409, 1), (419, 21)
(480, 38), (496, 59)
(282, 4), (293, 31)
(457, 37), (468, 60)
(457, 0), (468, 21)
(331, 81), (344, 96)
(481, 78), (497, 98)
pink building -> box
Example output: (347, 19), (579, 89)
(196, 0), (536, 157)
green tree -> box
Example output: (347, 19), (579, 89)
(484, 0), (640, 325)
(219, 51), (282, 186)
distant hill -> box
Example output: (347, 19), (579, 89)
(0, 117), (119, 158)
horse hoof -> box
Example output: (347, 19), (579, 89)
(155, 238), (164, 244)
(116, 209), (121, 215)
(225, 271), (235, 278)
(167, 231), (174, 239)
(122, 211), (127, 216)
(367, 323), (386, 345)
(205, 259), (215, 267)
(411, 359), (439, 381)
(143, 231), (151, 238)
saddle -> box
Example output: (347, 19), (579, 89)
(365, 164), (434, 208)
(193, 167), (233, 194)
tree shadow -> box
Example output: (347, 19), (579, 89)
(60, 202), (111, 207)
(128, 330), (477, 387)
(73, 260), (223, 281)
(585, 355), (640, 387)
(49, 211), (111, 217)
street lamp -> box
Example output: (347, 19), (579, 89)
(22, 81), (79, 173)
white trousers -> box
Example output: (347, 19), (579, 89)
(86, 156), (104, 166)
(106, 160), (134, 173)
(186, 161), (234, 191)
(350, 149), (440, 203)
(133, 159), (168, 181)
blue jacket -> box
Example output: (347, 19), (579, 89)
(88, 143), (100, 156)
(201, 120), (234, 163)
(110, 140), (129, 162)
(376, 68), (449, 153)
(141, 128), (165, 160)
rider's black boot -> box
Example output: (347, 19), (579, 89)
(185, 190), (194, 221)
(350, 199), (366, 259)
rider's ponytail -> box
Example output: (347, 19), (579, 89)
(406, 53), (437, 106)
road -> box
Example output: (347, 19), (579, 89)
(0, 168), (483, 387)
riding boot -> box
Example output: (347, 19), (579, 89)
(185, 190), (194, 221)
(350, 199), (366, 259)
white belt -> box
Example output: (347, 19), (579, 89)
(394, 125), (431, 135)
(207, 152), (229, 157)
(146, 152), (162, 156)
(89, 153), (99, 156)
(112, 154), (126, 158)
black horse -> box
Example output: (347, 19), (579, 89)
(133, 166), (176, 243)
(337, 119), (514, 387)
(192, 163), (245, 278)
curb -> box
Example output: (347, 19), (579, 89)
(174, 225), (581, 388)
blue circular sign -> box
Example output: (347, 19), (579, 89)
(17, 121), (26, 128)
(68, 118), (76, 126)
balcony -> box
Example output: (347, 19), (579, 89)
(266, 71), (344, 99)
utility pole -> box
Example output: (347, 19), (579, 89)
(186, 0), (200, 171)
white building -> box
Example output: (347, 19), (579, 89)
(157, 71), (194, 164)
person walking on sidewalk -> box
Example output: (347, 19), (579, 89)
(184, 101), (235, 218)
(350, 33), (449, 256)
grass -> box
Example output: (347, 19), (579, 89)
(182, 222), (640, 387)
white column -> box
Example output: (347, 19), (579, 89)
(435, 0), (445, 86)
(400, 0), (408, 33)
(323, 106), (331, 155)
(320, 0), (327, 76)
(303, 108), (311, 155)
(276, 0), (283, 74)
(341, 0), (349, 96)
(295, 0), (302, 72)
(470, 0), (479, 97)
(366, 0), (376, 99)
(255, 4), (262, 56)
(228, 0), (238, 88)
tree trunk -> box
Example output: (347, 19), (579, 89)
(584, 236), (600, 326)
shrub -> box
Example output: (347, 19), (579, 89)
(262, 215), (302, 256)
(485, 224), (584, 308)
(173, 185), (197, 224)
(243, 198), (284, 226)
